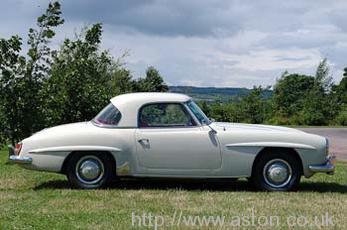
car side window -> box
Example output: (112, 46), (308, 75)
(139, 103), (196, 128)
(93, 103), (122, 126)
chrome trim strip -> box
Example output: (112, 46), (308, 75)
(8, 155), (33, 164)
(226, 142), (316, 149)
(29, 145), (121, 154)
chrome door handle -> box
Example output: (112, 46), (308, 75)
(138, 138), (149, 143)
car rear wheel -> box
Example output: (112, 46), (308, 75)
(66, 153), (115, 189)
(252, 151), (301, 191)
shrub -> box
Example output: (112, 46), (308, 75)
(332, 107), (347, 126)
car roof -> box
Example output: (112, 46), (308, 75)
(110, 92), (190, 106)
(110, 92), (191, 127)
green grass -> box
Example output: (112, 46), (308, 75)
(0, 150), (346, 229)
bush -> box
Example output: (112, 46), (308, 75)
(266, 116), (289, 125)
(332, 107), (347, 126)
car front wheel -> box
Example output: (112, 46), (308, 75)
(252, 151), (301, 191)
(66, 153), (115, 189)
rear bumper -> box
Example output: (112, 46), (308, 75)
(8, 145), (32, 164)
(309, 155), (336, 175)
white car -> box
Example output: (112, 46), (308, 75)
(9, 93), (335, 191)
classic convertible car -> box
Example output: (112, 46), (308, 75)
(9, 93), (335, 191)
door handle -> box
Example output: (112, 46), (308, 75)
(138, 138), (149, 143)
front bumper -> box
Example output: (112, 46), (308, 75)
(8, 145), (32, 164)
(309, 155), (336, 175)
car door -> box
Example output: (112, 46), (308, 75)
(135, 102), (222, 173)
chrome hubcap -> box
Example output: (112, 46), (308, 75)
(75, 156), (104, 184)
(263, 159), (292, 188)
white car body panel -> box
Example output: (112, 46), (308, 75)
(15, 93), (331, 179)
(135, 126), (222, 173)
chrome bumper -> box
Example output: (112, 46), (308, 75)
(309, 155), (336, 175)
(8, 145), (32, 164)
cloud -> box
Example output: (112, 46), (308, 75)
(61, 0), (244, 37)
(0, 0), (346, 87)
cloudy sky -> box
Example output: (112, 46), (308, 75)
(1, 0), (347, 87)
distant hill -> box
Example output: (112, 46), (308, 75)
(169, 86), (272, 102)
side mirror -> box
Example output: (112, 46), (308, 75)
(210, 118), (216, 122)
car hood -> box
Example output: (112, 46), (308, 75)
(211, 122), (304, 134)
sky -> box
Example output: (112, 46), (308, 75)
(1, 0), (347, 88)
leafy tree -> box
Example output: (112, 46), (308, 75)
(44, 23), (131, 125)
(0, 109), (5, 145)
(314, 58), (333, 92)
(334, 106), (347, 125)
(0, 1), (63, 144)
(134, 66), (168, 92)
(238, 86), (271, 124)
(207, 86), (271, 124)
(0, 36), (25, 145)
(198, 101), (211, 118)
(273, 72), (315, 118)
(334, 68), (347, 105)
(339, 77), (347, 104)
(300, 59), (335, 125)
(110, 68), (134, 95)
(209, 103), (241, 122)
(330, 67), (347, 125)
(22, 1), (63, 136)
(0, 1), (171, 145)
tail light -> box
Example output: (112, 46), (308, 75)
(14, 143), (22, 155)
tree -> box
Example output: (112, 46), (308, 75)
(0, 36), (26, 145)
(238, 86), (270, 124)
(44, 24), (131, 125)
(23, 1), (64, 135)
(0, 1), (172, 145)
(273, 72), (315, 118)
(334, 68), (347, 105)
(209, 103), (241, 122)
(338, 77), (347, 104)
(134, 66), (168, 92)
(0, 1), (63, 144)
(314, 58), (333, 92)
(300, 59), (335, 125)
(330, 67), (347, 125)
(198, 101), (211, 117)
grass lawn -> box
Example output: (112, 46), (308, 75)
(0, 149), (346, 229)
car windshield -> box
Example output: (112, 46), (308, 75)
(93, 103), (121, 126)
(185, 100), (211, 125)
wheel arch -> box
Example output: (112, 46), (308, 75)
(61, 150), (117, 174)
(252, 147), (304, 176)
